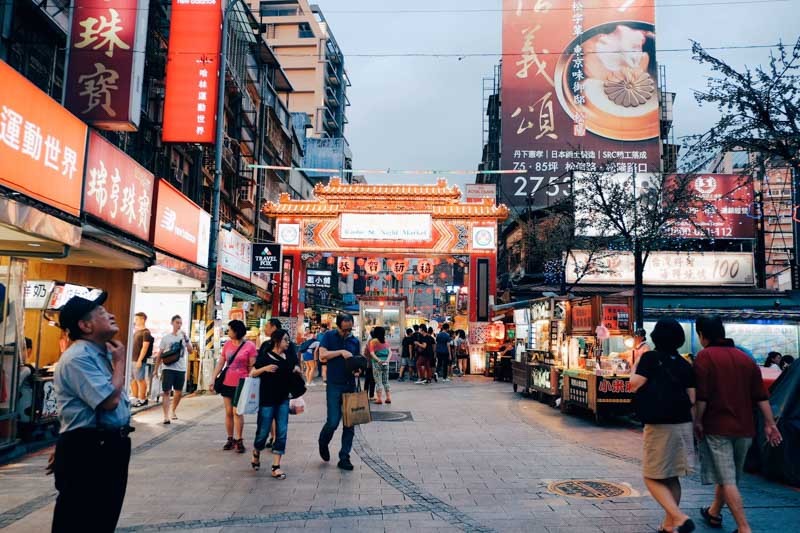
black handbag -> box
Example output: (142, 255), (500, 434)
(214, 342), (245, 392)
(345, 355), (368, 374)
(289, 372), (307, 399)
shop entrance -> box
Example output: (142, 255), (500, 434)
(262, 178), (508, 371)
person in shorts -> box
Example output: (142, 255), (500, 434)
(130, 312), (153, 407)
(154, 315), (190, 424)
(694, 316), (782, 533)
(398, 328), (414, 382)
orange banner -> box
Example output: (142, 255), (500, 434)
(0, 61), (87, 216)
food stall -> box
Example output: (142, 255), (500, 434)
(485, 320), (512, 379)
(358, 296), (406, 376)
(562, 294), (635, 421)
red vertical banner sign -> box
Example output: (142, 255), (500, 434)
(64, 0), (148, 131)
(279, 256), (294, 317)
(501, 0), (659, 209)
(162, 0), (222, 143)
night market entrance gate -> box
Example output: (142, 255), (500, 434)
(261, 178), (509, 371)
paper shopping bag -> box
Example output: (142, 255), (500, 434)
(342, 382), (371, 427)
(236, 377), (260, 415)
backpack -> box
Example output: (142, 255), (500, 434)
(634, 351), (692, 424)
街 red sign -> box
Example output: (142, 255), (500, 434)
(64, 0), (148, 130)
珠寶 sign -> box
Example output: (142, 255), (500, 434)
(64, 0), (148, 130)
(84, 131), (154, 240)
(500, 0), (659, 208)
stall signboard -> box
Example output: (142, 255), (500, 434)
(306, 269), (332, 289)
(465, 184), (497, 203)
(279, 256), (293, 317)
(24, 280), (55, 309)
(531, 364), (559, 395)
(47, 283), (104, 310)
(670, 174), (756, 239)
(84, 131), (154, 240)
(0, 60), (88, 216)
(601, 304), (630, 332)
(500, 0), (659, 209)
(566, 251), (756, 286)
(252, 243), (282, 274)
(567, 375), (589, 407)
(64, 0), (148, 130)
(597, 377), (634, 403)
(220, 229), (251, 281)
(153, 179), (211, 267)
(530, 300), (551, 322)
(162, 0), (222, 143)
(571, 304), (593, 333)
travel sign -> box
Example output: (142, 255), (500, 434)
(252, 243), (282, 274)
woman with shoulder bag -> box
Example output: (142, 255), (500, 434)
(630, 319), (697, 533)
(210, 320), (257, 453)
(249, 328), (301, 478)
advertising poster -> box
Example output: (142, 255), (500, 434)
(670, 174), (756, 239)
(64, 0), (148, 130)
(501, 0), (660, 209)
(162, 0), (222, 143)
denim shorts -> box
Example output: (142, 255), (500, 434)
(132, 362), (146, 381)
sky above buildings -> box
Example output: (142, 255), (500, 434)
(315, 0), (798, 192)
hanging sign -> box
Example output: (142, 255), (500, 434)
(391, 259), (408, 279)
(251, 243), (282, 274)
(602, 304), (630, 332)
(64, 0), (148, 130)
(571, 304), (593, 333)
(306, 269), (332, 289)
(364, 258), (381, 276)
(417, 259), (434, 278)
(337, 257), (354, 276)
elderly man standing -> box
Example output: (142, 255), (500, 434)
(52, 293), (132, 533)
(318, 313), (360, 471)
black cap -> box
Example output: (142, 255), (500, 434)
(59, 292), (108, 337)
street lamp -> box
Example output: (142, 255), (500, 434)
(205, 0), (243, 381)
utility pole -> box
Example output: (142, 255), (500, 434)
(205, 0), (241, 384)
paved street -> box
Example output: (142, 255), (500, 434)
(1, 377), (798, 533)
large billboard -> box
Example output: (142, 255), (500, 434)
(671, 174), (755, 239)
(501, 0), (660, 209)
(64, 0), (148, 131)
(162, 0), (221, 143)
(0, 60), (87, 216)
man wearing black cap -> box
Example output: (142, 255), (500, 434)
(52, 293), (132, 533)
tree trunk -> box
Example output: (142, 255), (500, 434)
(634, 241), (644, 331)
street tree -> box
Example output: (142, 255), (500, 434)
(685, 37), (800, 177)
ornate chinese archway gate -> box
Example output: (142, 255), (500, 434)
(261, 178), (508, 346)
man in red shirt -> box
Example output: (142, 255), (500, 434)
(694, 316), (782, 533)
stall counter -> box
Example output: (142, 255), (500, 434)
(562, 369), (634, 421)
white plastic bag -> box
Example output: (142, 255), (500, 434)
(289, 397), (305, 415)
(149, 374), (162, 402)
(236, 377), (260, 415)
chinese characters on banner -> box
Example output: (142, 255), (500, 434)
(64, 0), (148, 130)
(670, 174), (756, 239)
(0, 60), (87, 216)
(601, 304), (630, 332)
(390, 259), (408, 279)
(364, 258), (382, 276)
(501, 0), (659, 208)
(279, 256), (294, 317)
(417, 259), (434, 278)
(153, 179), (211, 267)
(84, 131), (154, 239)
(571, 304), (593, 332)
(337, 257), (354, 276)
(162, 0), (222, 143)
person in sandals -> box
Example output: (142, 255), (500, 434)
(250, 328), (301, 479)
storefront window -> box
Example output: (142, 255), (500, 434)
(723, 323), (799, 363)
(0, 258), (26, 447)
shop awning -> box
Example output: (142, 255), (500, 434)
(644, 291), (800, 322)
(222, 273), (262, 302)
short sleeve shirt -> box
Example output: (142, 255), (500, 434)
(401, 336), (414, 359)
(320, 329), (360, 386)
(220, 340), (257, 387)
(54, 340), (131, 433)
(159, 332), (188, 372)
(635, 350), (696, 424)
(132, 328), (154, 361)
(436, 332), (451, 354)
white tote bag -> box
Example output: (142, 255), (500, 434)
(236, 377), (260, 415)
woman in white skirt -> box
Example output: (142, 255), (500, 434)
(631, 319), (697, 533)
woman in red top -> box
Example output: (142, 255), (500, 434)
(210, 320), (257, 453)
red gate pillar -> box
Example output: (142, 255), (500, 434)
(272, 251), (305, 340)
(469, 252), (497, 323)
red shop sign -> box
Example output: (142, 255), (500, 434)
(571, 304), (593, 333)
(152, 179), (211, 266)
(64, 0), (148, 130)
(279, 256), (294, 317)
(601, 304), (630, 332)
(84, 131), (154, 240)
(670, 174), (756, 239)
(162, 0), (222, 143)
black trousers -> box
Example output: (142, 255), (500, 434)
(436, 353), (450, 379)
(52, 429), (131, 533)
(364, 366), (376, 398)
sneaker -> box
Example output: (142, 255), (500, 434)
(443, 378), (451, 382)
(415, 379), (426, 384)
(337, 458), (354, 471)
(319, 441), (330, 462)
(425, 380), (431, 384)
(223, 437), (235, 450)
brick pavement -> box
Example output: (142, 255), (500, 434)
(0, 376), (798, 532)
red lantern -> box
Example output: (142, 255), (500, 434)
(426, 288), (433, 294)
(353, 274), (359, 280)
(391, 259), (408, 279)
(439, 272), (448, 280)
(433, 258), (441, 265)
(385, 274), (392, 281)
(326, 256), (335, 265)
(417, 258), (434, 278)
(365, 258), (381, 276)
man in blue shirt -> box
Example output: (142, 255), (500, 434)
(436, 323), (453, 382)
(52, 292), (132, 532)
(318, 313), (360, 470)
